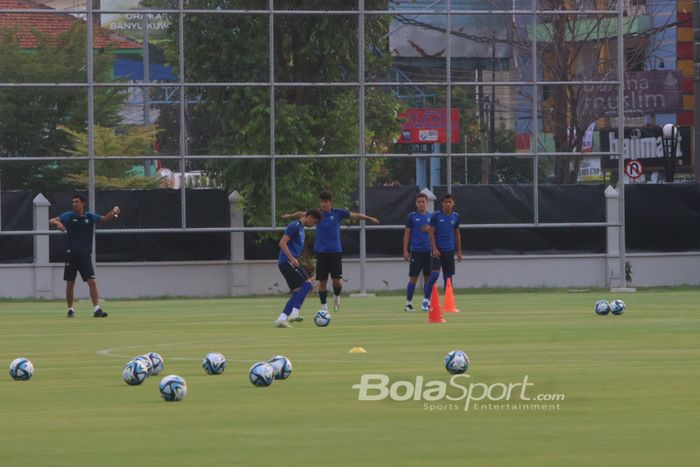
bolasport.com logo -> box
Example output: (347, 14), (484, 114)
(352, 374), (565, 412)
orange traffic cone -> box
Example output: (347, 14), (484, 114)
(442, 278), (460, 313)
(426, 283), (446, 323)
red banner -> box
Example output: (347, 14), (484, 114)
(399, 108), (460, 144)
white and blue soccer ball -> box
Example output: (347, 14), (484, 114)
(314, 310), (332, 327)
(249, 362), (275, 387)
(9, 357), (34, 381)
(268, 355), (292, 380)
(444, 350), (469, 375)
(122, 359), (149, 385)
(202, 352), (227, 375)
(595, 299), (611, 315)
(610, 299), (625, 315)
(159, 375), (187, 402)
(134, 355), (154, 375)
(143, 352), (164, 375)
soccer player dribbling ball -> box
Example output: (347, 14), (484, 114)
(283, 191), (379, 312)
(49, 194), (120, 318)
(275, 209), (323, 328)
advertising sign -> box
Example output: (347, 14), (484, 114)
(399, 108), (460, 145)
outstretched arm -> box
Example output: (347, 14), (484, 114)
(350, 212), (379, 224)
(100, 206), (121, 223)
(281, 211), (305, 220)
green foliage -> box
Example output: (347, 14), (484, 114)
(145, 0), (402, 226)
(59, 125), (161, 189)
(0, 23), (124, 191)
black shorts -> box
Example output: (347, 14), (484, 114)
(409, 251), (440, 278)
(315, 252), (343, 281)
(437, 250), (456, 277)
(279, 261), (309, 291)
(63, 254), (95, 282)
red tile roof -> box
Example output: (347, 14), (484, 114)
(0, 0), (141, 49)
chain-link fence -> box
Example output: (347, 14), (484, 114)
(2, 0), (662, 288)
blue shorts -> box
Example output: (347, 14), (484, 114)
(279, 261), (309, 291)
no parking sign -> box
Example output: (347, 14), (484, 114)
(624, 159), (643, 179)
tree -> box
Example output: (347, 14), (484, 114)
(0, 23), (124, 191)
(510, 0), (679, 183)
(146, 0), (402, 226)
(60, 125), (161, 189)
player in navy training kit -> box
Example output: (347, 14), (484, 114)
(49, 194), (120, 318)
(426, 193), (462, 294)
(403, 192), (440, 312)
(275, 209), (323, 328)
(283, 191), (379, 312)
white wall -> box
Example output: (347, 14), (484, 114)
(1, 252), (698, 299)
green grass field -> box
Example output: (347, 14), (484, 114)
(1, 289), (699, 467)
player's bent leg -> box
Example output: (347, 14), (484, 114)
(289, 281), (313, 322)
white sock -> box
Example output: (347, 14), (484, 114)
(321, 303), (328, 311)
(276, 313), (288, 323)
(68, 307), (75, 312)
(290, 308), (301, 317)
(406, 300), (412, 306)
(94, 305), (101, 312)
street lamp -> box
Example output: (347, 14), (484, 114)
(661, 123), (678, 183)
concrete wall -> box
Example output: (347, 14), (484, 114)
(1, 252), (699, 299)
(2, 190), (699, 299)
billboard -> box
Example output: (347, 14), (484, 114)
(599, 126), (691, 168)
(580, 71), (683, 117)
(399, 108), (460, 144)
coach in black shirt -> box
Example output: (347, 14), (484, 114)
(49, 194), (120, 318)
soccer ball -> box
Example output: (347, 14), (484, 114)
(444, 350), (469, 375)
(9, 357), (34, 381)
(143, 352), (164, 375)
(159, 375), (187, 402)
(595, 299), (611, 315)
(122, 359), (149, 385)
(249, 362), (275, 387)
(268, 355), (292, 380)
(610, 299), (625, 315)
(134, 355), (154, 375)
(314, 310), (332, 327)
(202, 352), (227, 375)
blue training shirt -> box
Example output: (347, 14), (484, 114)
(314, 208), (350, 253)
(405, 211), (432, 252)
(59, 211), (101, 255)
(278, 220), (305, 265)
(430, 210), (460, 252)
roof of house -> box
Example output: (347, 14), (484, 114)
(0, 0), (141, 49)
